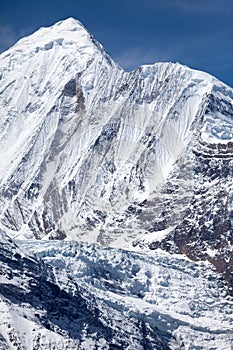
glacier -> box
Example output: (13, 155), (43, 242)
(0, 17), (233, 349)
(0, 231), (233, 349)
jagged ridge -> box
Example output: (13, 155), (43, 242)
(1, 18), (233, 349)
(0, 17), (233, 279)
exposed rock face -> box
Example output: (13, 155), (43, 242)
(0, 18), (233, 292)
(135, 88), (233, 293)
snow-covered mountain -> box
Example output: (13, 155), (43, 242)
(1, 18), (233, 349)
(1, 17), (233, 288)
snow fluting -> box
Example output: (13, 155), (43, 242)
(0, 17), (233, 349)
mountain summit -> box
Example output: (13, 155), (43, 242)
(1, 18), (233, 280)
(0, 18), (233, 349)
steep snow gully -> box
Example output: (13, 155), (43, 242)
(0, 18), (233, 349)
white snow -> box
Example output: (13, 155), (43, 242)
(206, 247), (218, 258)
(201, 112), (233, 143)
(1, 17), (233, 350)
(1, 17), (232, 244)
(131, 227), (175, 248)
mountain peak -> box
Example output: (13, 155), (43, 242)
(0, 17), (96, 60)
(0, 18), (233, 297)
(53, 17), (84, 29)
(0, 17), (114, 88)
(1, 18), (233, 349)
(45, 17), (88, 37)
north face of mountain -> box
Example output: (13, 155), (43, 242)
(0, 18), (233, 291)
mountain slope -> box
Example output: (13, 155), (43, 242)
(1, 19), (233, 290)
(1, 230), (233, 349)
(1, 18), (231, 240)
(1, 17), (233, 349)
(0, 230), (171, 349)
(1, 18), (233, 287)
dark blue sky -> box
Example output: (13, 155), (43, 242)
(0, 0), (232, 86)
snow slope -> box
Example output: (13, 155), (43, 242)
(1, 19), (233, 287)
(1, 18), (233, 349)
(0, 17), (230, 246)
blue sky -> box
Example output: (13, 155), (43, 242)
(0, 0), (232, 86)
